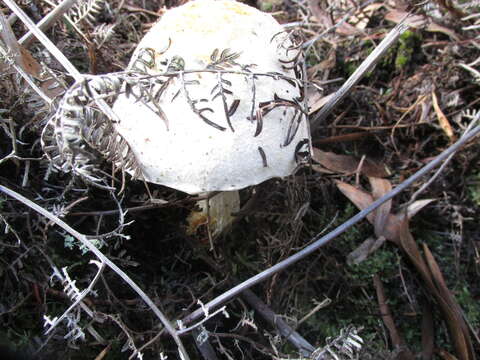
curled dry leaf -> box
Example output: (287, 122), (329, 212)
(373, 274), (415, 360)
(423, 244), (475, 360)
(398, 220), (475, 360)
(369, 177), (392, 237)
(385, 9), (461, 41)
(335, 180), (375, 224)
(313, 148), (389, 177)
(346, 236), (386, 265)
(432, 91), (456, 142)
(336, 177), (435, 243)
(421, 301), (434, 360)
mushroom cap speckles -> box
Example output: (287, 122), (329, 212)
(113, 0), (311, 194)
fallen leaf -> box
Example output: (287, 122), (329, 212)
(423, 244), (474, 360)
(385, 10), (426, 28)
(337, 176), (473, 360)
(335, 180), (375, 224)
(19, 45), (42, 79)
(407, 199), (436, 219)
(347, 236), (386, 265)
(398, 218), (432, 282)
(426, 22), (461, 42)
(313, 149), (389, 177)
(385, 9), (461, 41)
(335, 180), (433, 243)
(373, 274), (415, 360)
(398, 220), (473, 360)
(311, 164), (335, 174)
(436, 350), (460, 360)
(432, 91), (456, 141)
(421, 301), (434, 360)
(369, 177), (392, 237)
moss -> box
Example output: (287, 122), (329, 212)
(467, 172), (480, 206)
(257, 0), (282, 12)
(455, 285), (480, 328)
(395, 30), (421, 71)
(347, 247), (398, 283)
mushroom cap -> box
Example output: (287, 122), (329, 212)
(113, 0), (311, 194)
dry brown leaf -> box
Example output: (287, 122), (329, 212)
(385, 9), (461, 41)
(398, 218), (432, 281)
(423, 244), (475, 360)
(407, 199), (436, 219)
(369, 177), (392, 237)
(385, 10), (426, 28)
(19, 45), (42, 79)
(311, 164), (335, 174)
(338, 179), (473, 360)
(336, 180), (433, 243)
(312, 148), (389, 177)
(335, 180), (375, 223)
(432, 91), (456, 142)
(398, 221), (473, 360)
(426, 22), (461, 42)
(421, 302), (434, 360)
(437, 350), (460, 360)
(347, 236), (386, 265)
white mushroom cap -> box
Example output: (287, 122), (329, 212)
(113, 0), (311, 195)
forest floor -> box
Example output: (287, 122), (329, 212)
(0, 0), (479, 359)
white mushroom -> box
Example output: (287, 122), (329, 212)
(112, 0), (311, 236)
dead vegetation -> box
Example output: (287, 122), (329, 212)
(0, 0), (479, 359)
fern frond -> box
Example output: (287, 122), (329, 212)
(311, 326), (363, 360)
(68, 0), (104, 26)
(92, 23), (116, 48)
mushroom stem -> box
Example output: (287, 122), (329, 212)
(188, 191), (240, 242)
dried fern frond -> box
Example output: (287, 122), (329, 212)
(41, 73), (147, 189)
(68, 0), (105, 26)
(311, 326), (363, 360)
(92, 23), (116, 48)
